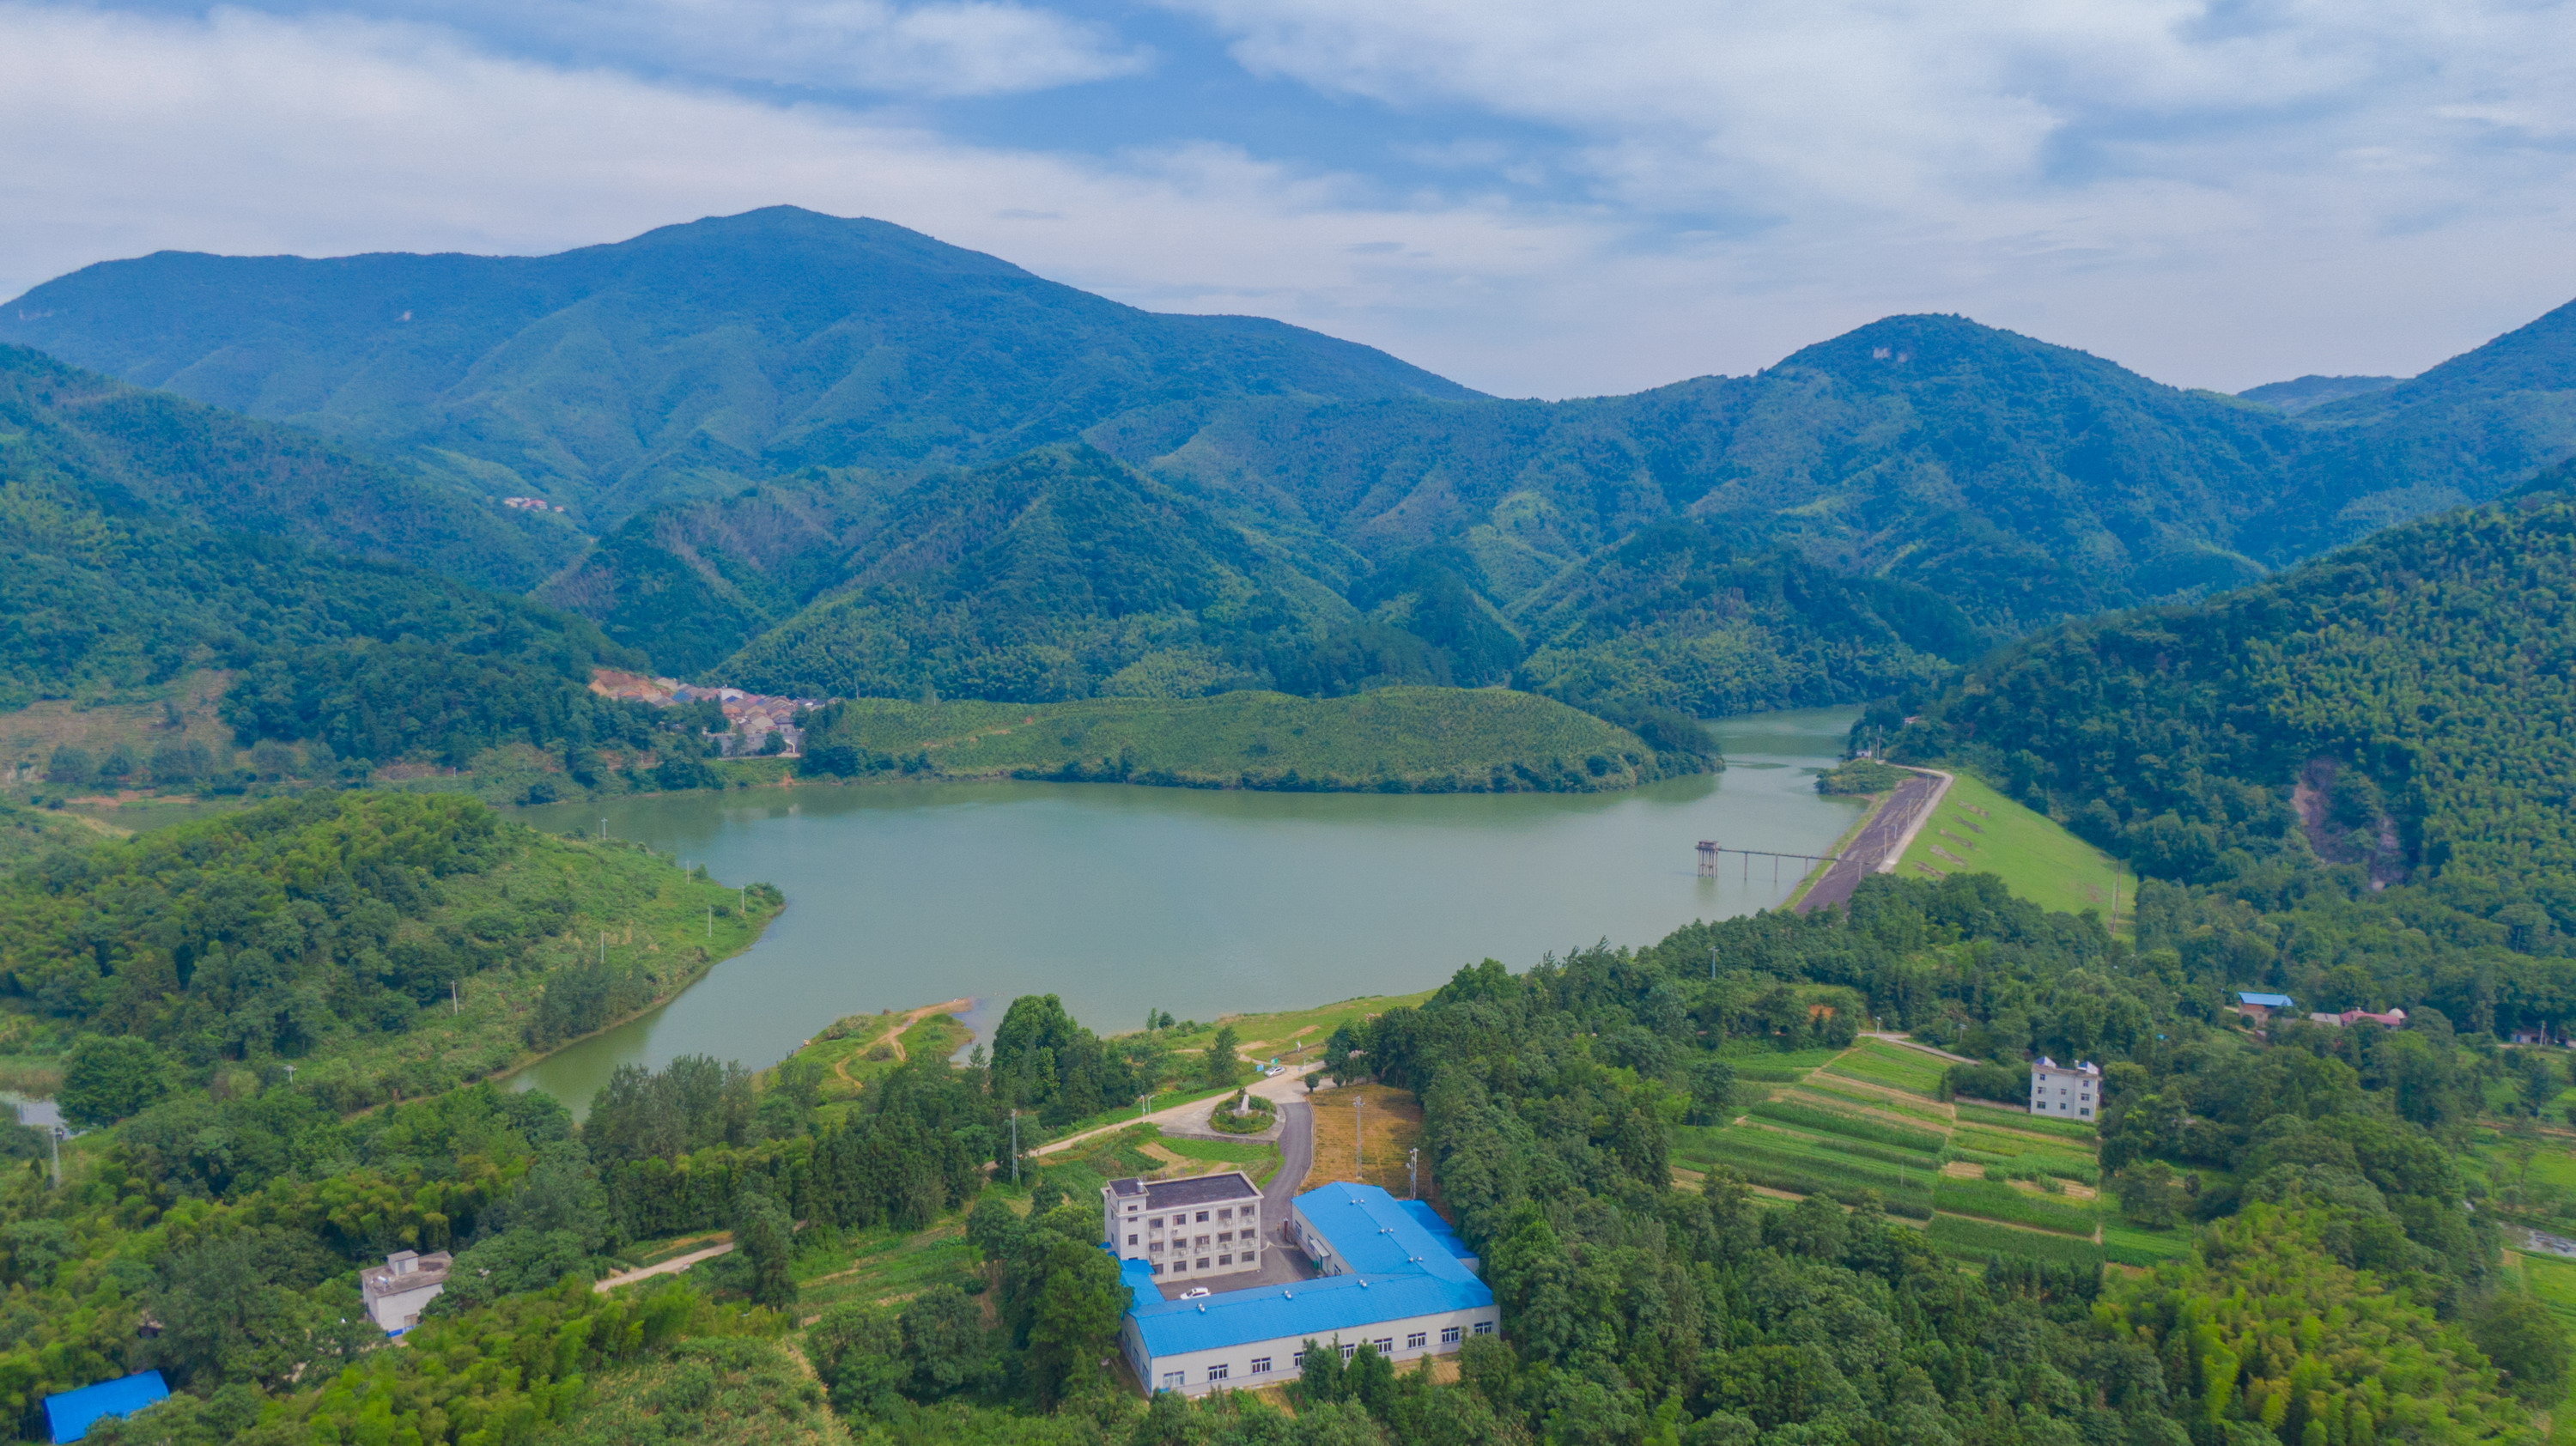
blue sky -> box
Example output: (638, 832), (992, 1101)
(2, 0), (2573, 397)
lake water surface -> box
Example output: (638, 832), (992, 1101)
(511, 707), (1861, 1110)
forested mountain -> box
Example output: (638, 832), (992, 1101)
(0, 344), (574, 592)
(0, 207), (1476, 526)
(1886, 469), (2576, 939)
(0, 344), (703, 768)
(2238, 374), (2404, 414)
(9, 211), (2575, 719)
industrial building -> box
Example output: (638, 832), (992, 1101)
(1114, 1179), (1498, 1396)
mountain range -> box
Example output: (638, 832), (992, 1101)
(6, 207), (2574, 719)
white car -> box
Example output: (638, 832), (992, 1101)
(1181, 1287), (1212, 1299)
(1262, 1066), (1285, 1077)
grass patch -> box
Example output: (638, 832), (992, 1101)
(1899, 770), (2135, 928)
(1823, 1041), (1951, 1096)
(1722, 1045), (1845, 1071)
(2518, 1252), (2576, 1328)
(1148, 992), (1437, 1069)
(1931, 1176), (2099, 1236)
(1306, 1084), (1425, 1198)
(1674, 1128), (1938, 1218)
(804, 687), (1691, 793)
(1736, 1121), (1943, 1173)
(1930, 1214), (2105, 1268)
(792, 1218), (981, 1311)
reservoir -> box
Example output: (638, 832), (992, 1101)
(512, 706), (1862, 1110)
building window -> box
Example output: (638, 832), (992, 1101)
(1340, 1344), (1357, 1362)
(1441, 1327), (1461, 1345)
(1197, 1258), (1210, 1269)
(1372, 1339), (1392, 1354)
(1161, 1371), (1184, 1389)
(1250, 1358), (1272, 1375)
(1473, 1321), (1495, 1336)
(1151, 1264), (1163, 1275)
(1127, 1235), (1138, 1245)
(1150, 1242), (1163, 1254)
(1207, 1364), (1230, 1381)
(1218, 1254), (1232, 1266)
(1172, 1260), (1187, 1272)
(1407, 1333), (1426, 1350)
(1218, 1207), (1232, 1220)
(1291, 1350), (1305, 1368)
(1149, 1217), (1163, 1228)
(1196, 1212), (1210, 1223)
(1218, 1231), (1231, 1243)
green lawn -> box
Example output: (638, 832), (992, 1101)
(1899, 769), (2135, 928)
(1930, 1214), (2105, 1268)
(2102, 1223), (2195, 1267)
(1148, 991), (1437, 1068)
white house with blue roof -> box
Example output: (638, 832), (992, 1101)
(1114, 1180), (1498, 1396)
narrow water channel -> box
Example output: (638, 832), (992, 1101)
(510, 706), (1862, 1111)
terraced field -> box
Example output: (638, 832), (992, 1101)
(1673, 1036), (2132, 1268)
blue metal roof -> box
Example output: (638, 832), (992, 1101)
(45, 1371), (169, 1443)
(1126, 1183), (1492, 1358)
(2237, 992), (2295, 1008)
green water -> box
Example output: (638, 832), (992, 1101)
(511, 707), (1861, 1111)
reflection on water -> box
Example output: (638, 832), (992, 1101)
(508, 707), (1861, 1113)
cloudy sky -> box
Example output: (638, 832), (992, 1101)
(3, 0), (2572, 398)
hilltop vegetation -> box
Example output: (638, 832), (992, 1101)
(796, 686), (1700, 793)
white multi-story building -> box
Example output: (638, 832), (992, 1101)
(1116, 1182), (1498, 1396)
(2029, 1057), (2100, 1120)
(1103, 1171), (1266, 1283)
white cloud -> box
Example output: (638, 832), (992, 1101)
(0, 0), (2572, 399)
(410, 0), (1151, 97)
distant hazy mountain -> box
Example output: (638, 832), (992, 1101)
(0, 207), (1476, 526)
(2236, 374), (2404, 414)
(9, 211), (2575, 718)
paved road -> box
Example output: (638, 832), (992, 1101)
(1797, 769), (1947, 914)
(1148, 1089), (1320, 1300)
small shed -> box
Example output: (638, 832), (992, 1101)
(43, 1370), (169, 1443)
(2233, 991), (2295, 1024)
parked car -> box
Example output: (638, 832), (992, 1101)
(1181, 1287), (1212, 1299)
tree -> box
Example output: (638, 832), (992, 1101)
(1206, 1024), (1244, 1089)
(2115, 1161), (2185, 1230)
(1294, 1338), (1348, 1406)
(808, 1303), (904, 1419)
(899, 1284), (989, 1398)
(732, 1186), (797, 1309)
(60, 1036), (168, 1127)
(2469, 1292), (2572, 1405)
(42, 744), (92, 787)
(1024, 1233), (1125, 1405)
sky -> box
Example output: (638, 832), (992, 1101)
(2, 0), (2573, 398)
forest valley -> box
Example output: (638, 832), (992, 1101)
(0, 782), (2570, 1446)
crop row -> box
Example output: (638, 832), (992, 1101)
(1739, 1121), (1943, 1174)
(1733, 1066), (1808, 1084)
(1746, 1100), (1947, 1153)
(2101, 1224), (2193, 1267)
(1686, 1134), (1939, 1217)
(1793, 1081), (1949, 1124)
(1930, 1177), (2099, 1236)
(1929, 1214), (2105, 1268)
(1956, 1102), (2096, 1140)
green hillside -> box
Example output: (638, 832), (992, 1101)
(1895, 769), (2136, 924)
(799, 685), (1695, 792)
(1899, 482), (2576, 909)
(0, 343), (574, 592)
(720, 446), (1348, 701)
(0, 791), (780, 1115)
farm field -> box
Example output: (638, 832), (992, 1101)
(1674, 1037), (2110, 1266)
(1896, 769), (2135, 928)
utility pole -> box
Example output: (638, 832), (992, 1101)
(1356, 1097), (1364, 1172)
(1139, 1092), (1151, 1121)
(599, 817), (607, 841)
(1710, 945), (1717, 981)
(1407, 1147), (1419, 1200)
(450, 980), (459, 1016)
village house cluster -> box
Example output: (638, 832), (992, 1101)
(586, 669), (825, 757)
